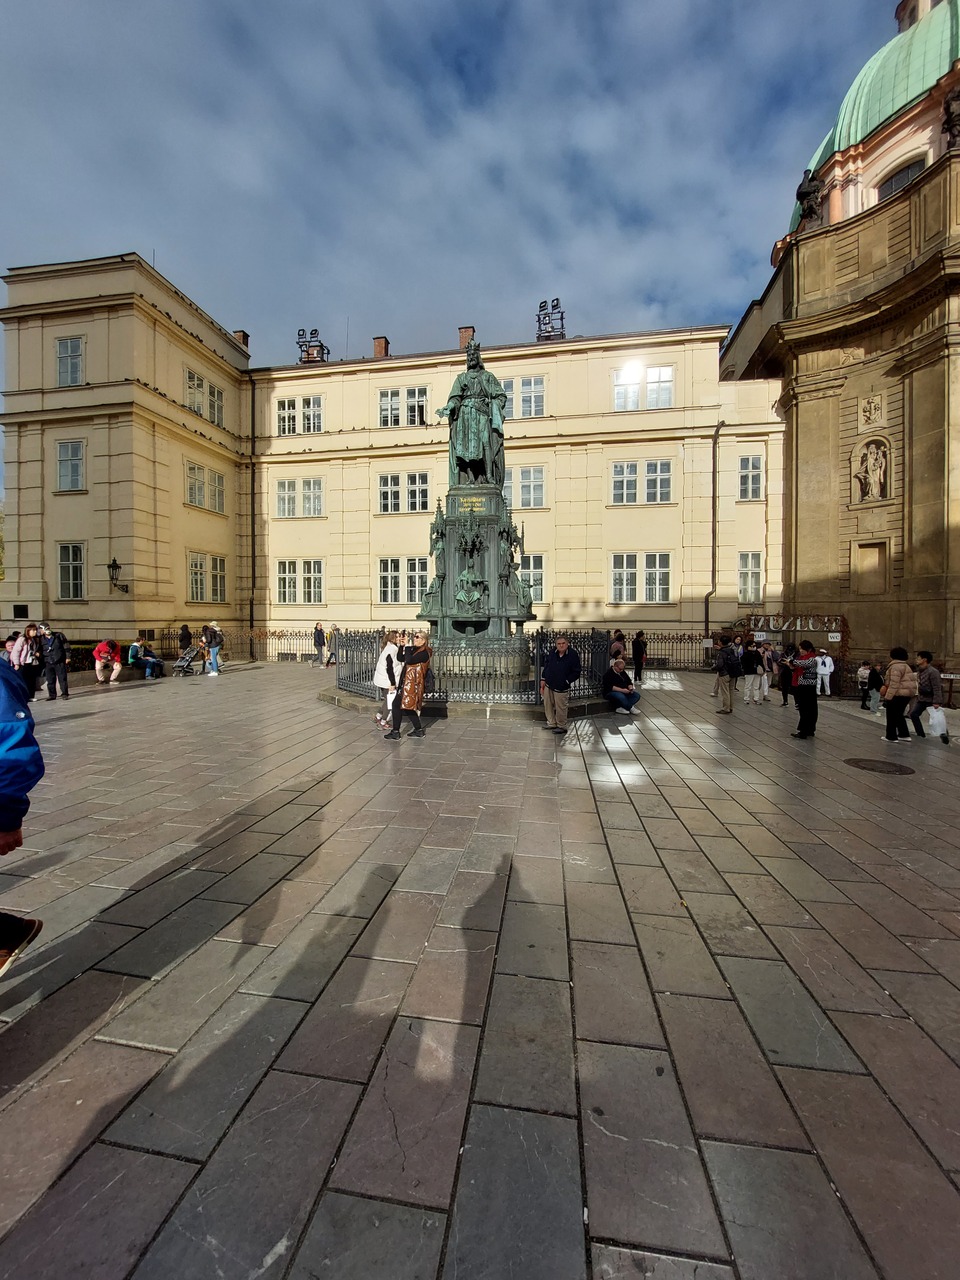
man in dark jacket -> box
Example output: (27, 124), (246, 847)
(540, 635), (581, 734)
(631, 631), (648, 683)
(0, 660), (45, 976)
(39, 623), (71, 700)
(713, 636), (741, 714)
(912, 652), (948, 742)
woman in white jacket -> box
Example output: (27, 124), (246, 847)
(373, 630), (400, 729)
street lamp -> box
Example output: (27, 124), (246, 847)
(107, 558), (130, 593)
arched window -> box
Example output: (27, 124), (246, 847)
(877, 158), (925, 202)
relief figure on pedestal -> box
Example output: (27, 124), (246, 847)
(455, 561), (488, 616)
(437, 339), (506, 488)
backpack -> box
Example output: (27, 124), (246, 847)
(208, 627), (224, 648)
(424, 665), (436, 695)
(720, 647), (742, 678)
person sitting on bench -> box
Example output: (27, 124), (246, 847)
(128, 635), (165, 680)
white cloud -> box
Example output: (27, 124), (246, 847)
(0, 0), (896, 365)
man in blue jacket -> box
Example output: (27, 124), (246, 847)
(0, 660), (45, 976)
(540, 634), (582, 735)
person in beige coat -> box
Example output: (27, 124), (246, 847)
(881, 647), (918, 743)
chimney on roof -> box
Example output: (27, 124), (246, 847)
(233, 330), (250, 348)
(459, 325), (475, 350)
(373, 335), (390, 359)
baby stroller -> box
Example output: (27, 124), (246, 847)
(172, 644), (203, 676)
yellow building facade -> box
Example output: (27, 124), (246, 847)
(1, 254), (783, 637)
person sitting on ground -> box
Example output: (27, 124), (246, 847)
(93, 639), (123, 684)
(128, 635), (165, 680)
(602, 658), (641, 715)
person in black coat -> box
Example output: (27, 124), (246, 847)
(540, 635), (582, 735)
(631, 631), (648, 683)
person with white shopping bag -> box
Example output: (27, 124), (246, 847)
(373, 630), (401, 730)
(911, 651), (950, 744)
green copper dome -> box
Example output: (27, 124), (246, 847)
(790, 2), (960, 230)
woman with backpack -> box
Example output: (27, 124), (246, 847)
(383, 629), (432, 740)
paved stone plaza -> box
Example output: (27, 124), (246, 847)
(0, 666), (958, 1278)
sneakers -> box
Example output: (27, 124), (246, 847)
(207, 671), (220, 677)
(615, 707), (630, 715)
(942, 734), (951, 745)
(383, 730), (401, 740)
(881, 736), (911, 743)
(552, 726), (568, 734)
(542, 723), (557, 730)
(375, 714), (387, 728)
(0, 917), (43, 980)
(630, 706), (641, 715)
(407, 729), (426, 738)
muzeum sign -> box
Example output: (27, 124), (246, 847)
(743, 615), (845, 634)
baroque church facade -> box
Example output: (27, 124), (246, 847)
(723, 0), (960, 664)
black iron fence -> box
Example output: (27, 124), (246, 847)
(158, 628), (319, 663)
(335, 627), (718, 705)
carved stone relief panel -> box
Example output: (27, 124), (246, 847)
(851, 435), (891, 504)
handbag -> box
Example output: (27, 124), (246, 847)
(424, 667), (436, 695)
(927, 706), (948, 737)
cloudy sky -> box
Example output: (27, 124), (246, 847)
(3, 0), (895, 366)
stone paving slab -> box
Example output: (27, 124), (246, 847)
(3, 668), (960, 1277)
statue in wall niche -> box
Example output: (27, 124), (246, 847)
(437, 339), (507, 488)
(854, 439), (889, 503)
(454, 561), (488, 616)
(943, 86), (960, 150)
(796, 169), (824, 224)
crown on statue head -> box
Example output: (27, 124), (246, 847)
(466, 339), (481, 354)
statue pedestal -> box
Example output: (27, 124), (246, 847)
(417, 484), (535, 641)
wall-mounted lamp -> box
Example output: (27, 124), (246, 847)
(107, 558), (130, 593)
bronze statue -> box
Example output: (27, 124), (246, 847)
(796, 169), (823, 224)
(429, 504), (446, 579)
(454, 561), (487, 616)
(437, 339), (506, 488)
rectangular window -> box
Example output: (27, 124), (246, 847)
(520, 376), (545, 418)
(301, 395), (323, 433)
(379, 473), (401, 514)
(56, 337), (83, 387)
(277, 479), (297, 518)
(502, 377), (545, 418)
(612, 461), (637, 505)
(407, 471), (430, 512)
(520, 553), (544, 602)
(519, 465), (544, 508)
(277, 559), (298, 604)
(186, 462), (206, 508)
(614, 368), (640, 412)
(186, 370), (205, 415)
(379, 557), (401, 604)
(612, 553), (638, 603)
(503, 468), (513, 507)
(56, 440), (84, 491)
(277, 398), (297, 435)
(302, 559), (324, 604)
(738, 552), (762, 604)
(406, 386), (427, 426)
(644, 552), (671, 603)
(209, 470), (225, 514)
(739, 455), (763, 501)
(406, 556), (429, 603)
(379, 388), (400, 428)
(208, 383), (224, 427)
(645, 460), (672, 504)
(188, 551), (207, 603)
(57, 543), (84, 599)
(211, 555), (226, 604)
(645, 366), (674, 409)
(301, 478), (324, 517)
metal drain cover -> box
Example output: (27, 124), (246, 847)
(844, 758), (915, 776)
